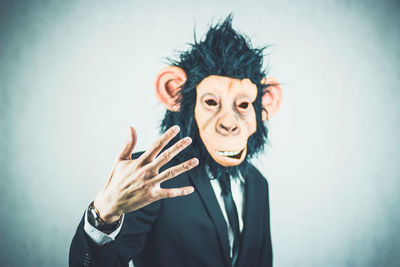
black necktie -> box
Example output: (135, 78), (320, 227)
(219, 174), (240, 266)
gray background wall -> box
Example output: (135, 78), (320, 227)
(1, 0), (399, 266)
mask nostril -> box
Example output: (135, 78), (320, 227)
(220, 124), (229, 131)
(219, 123), (238, 133)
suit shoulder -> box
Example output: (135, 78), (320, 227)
(247, 163), (269, 187)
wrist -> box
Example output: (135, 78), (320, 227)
(87, 201), (122, 232)
(93, 196), (122, 224)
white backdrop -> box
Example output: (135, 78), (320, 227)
(1, 0), (399, 266)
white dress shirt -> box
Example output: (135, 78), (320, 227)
(84, 211), (125, 245)
(84, 174), (245, 258)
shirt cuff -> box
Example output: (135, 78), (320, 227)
(84, 210), (124, 246)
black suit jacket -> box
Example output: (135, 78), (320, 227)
(69, 153), (272, 267)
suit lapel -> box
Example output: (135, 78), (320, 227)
(188, 166), (231, 266)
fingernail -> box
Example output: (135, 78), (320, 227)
(185, 187), (194, 194)
(184, 137), (192, 144)
(190, 158), (199, 166)
(172, 125), (180, 133)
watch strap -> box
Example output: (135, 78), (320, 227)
(87, 201), (122, 232)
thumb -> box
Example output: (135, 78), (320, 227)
(118, 127), (137, 161)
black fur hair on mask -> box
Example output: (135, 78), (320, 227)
(160, 15), (269, 181)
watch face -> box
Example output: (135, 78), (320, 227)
(88, 204), (101, 228)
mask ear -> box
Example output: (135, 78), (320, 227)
(261, 77), (282, 121)
(155, 66), (187, 112)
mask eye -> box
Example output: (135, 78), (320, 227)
(238, 102), (249, 109)
(205, 99), (218, 106)
(237, 100), (251, 114)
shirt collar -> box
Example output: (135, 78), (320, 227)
(205, 165), (245, 183)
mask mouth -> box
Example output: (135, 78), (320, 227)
(216, 148), (244, 159)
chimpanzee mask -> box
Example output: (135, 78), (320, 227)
(154, 16), (282, 180)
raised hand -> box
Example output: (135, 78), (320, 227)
(93, 125), (198, 224)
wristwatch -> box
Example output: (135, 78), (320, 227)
(87, 201), (122, 232)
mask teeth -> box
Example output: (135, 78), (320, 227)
(216, 150), (241, 157)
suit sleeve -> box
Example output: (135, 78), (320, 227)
(84, 211), (124, 245)
(69, 200), (160, 267)
(257, 179), (273, 267)
(69, 151), (159, 267)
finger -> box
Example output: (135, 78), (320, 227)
(136, 125), (180, 166)
(152, 158), (199, 184)
(118, 127), (137, 161)
(145, 136), (192, 173)
(158, 186), (195, 199)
